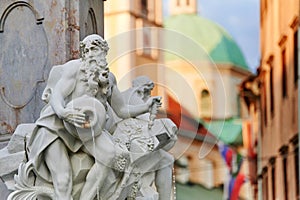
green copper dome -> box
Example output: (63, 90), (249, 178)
(164, 14), (249, 70)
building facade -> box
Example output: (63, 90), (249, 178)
(260, 0), (299, 199)
(104, 0), (162, 91)
(241, 0), (299, 199)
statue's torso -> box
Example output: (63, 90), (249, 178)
(66, 65), (113, 108)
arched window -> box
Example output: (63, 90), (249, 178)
(141, 0), (148, 16)
(200, 89), (212, 118)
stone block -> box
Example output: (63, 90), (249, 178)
(137, 187), (159, 200)
(0, 148), (25, 190)
(72, 183), (84, 200)
(0, 148), (25, 177)
(0, 124), (34, 191)
(70, 152), (94, 199)
(0, 140), (9, 150)
(0, 180), (11, 200)
(7, 123), (35, 154)
(70, 152), (94, 184)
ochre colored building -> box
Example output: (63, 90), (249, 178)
(259, 0), (299, 199)
(104, 0), (162, 92)
(241, 0), (299, 199)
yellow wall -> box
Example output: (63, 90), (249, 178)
(104, 0), (162, 89)
(260, 0), (299, 199)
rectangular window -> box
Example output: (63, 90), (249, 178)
(261, 0), (267, 11)
(282, 49), (287, 97)
(236, 95), (241, 117)
(270, 64), (274, 116)
(295, 145), (299, 198)
(271, 165), (276, 200)
(141, 0), (148, 16)
(262, 167), (269, 200)
(269, 157), (276, 200)
(280, 146), (289, 200)
(294, 31), (298, 85)
(264, 174), (269, 200)
(283, 156), (288, 200)
(263, 80), (268, 126)
(136, 19), (157, 58)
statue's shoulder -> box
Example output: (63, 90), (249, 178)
(64, 59), (81, 66)
(61, 59), (81, 72)
(41, 59), (81, 102)
(49, 59), (81, 75)
(52, 59), (81, 81)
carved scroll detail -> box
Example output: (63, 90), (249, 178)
(7, 162), (55, 200)
(0, 1), (44, 32)
(0, 79), (45, 109)
(88, 8), (98, 33)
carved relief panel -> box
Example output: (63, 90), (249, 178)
(80, 0), (104, 38)
(69, 0), (104, 58)
(0, 0), (104, 135)
(0, 1), (47, 134)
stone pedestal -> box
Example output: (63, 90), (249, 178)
(0, 123), (35, 196)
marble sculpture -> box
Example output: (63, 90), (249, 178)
(5, 34), (178, 200)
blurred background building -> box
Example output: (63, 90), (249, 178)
(240, 0), (300, 199)
(104, 0), (163, 90)
(104, 0), (254, 199)
(163, 0), (253, 199)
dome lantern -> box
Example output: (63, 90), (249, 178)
(170, 0), (198, 16)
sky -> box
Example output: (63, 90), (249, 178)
(163, 0), (260, 73)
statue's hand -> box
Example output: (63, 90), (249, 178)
(146, 96), (162, 109)
(147, 96), (162, 129)
(60, 108), (86, 127)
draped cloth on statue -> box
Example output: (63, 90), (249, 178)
(27, 104), (84, 182)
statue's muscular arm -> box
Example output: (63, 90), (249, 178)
(108, 73), (160, 119)
(50, 60), (86, 125)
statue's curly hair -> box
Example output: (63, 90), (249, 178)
(80, 34), (109, 59)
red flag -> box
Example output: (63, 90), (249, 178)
(230, 173), (246, 200)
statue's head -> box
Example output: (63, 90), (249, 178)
(80, 34), (109, 67)
(132, 76), (153, 88)
(132, 76), (154, 101)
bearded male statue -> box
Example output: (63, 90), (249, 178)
(6, 34), (177, 200)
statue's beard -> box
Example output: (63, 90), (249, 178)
(80, 58), (110, 96)
(84, 56), (107, 68)
(81, 60), (109, 81)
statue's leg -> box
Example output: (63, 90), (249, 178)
(155, 164), (173, 200)
(79, 162), (110, 200)
(79, 131), (116, 200)
(44, 139), (73, 200)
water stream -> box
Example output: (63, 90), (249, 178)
(91, 127), (100, 200)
